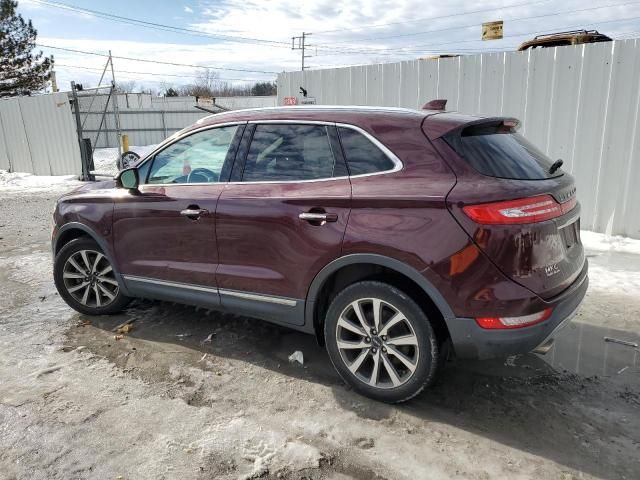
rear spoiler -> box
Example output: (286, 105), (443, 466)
(422, 114), (521, 140)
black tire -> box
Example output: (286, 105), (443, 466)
(54, 237), (131, 315)
(324, 281), (439, 403)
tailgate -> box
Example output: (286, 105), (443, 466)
(436, 119), (586, 300)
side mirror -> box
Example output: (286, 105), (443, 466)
(117, 168), (139, 190)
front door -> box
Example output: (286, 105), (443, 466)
(112, 124), (244, 295)
(215, 122), (351, 325)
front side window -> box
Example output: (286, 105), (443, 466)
(147, 126), (238, 184)
(242, 124), (336, 182)
(338, 127), (396, 176)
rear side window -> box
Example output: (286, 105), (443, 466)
(242, 124), (336, 182)
(445, 122), (561, 180)
(338, 127), (396, 176)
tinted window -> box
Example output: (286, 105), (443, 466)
(338, 127), (395, 176)
(445, 123), (561, 180)
(147, 126), (238, 184)
(242, 124), (336, 182)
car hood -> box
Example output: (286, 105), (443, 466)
(58, 179), (118, 201)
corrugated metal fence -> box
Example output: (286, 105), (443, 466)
(0, 92), (81, 175)
(80, 109), (209, 148)
(77, 94), (277, 148)
(277, 40), (640, 239)
(0, 93), (277, 174)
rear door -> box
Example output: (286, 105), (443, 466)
(433, 119), (585, 299)
(215, 122), (351, 325)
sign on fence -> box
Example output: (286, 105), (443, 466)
(482, 21), (503, 40)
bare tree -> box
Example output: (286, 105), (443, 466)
(140, 86), (158, 96)
(179, 69), (220, 97)
(172, 70), (277, 98)
(116, 80), (138, 93)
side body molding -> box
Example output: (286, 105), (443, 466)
(303, 253), (457, 334)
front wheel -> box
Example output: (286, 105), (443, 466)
(324, 281), (439, 403)
(54, 237), (130, 315)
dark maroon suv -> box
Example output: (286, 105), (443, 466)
(52, 104), (588, 403)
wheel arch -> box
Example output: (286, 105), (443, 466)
(305, 254), (455, 346)
(53, 222), (130, 295)
(54, 222), (108, 255)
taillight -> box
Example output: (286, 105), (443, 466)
(463, 195), (576, 225)
(475, 308), (553, 329)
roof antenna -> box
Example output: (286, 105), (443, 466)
(422, 99), (447, 110)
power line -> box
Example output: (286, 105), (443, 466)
(392, 14), (640, 52)
(312, 15), (640, 57)
(54, 64), (266, 82)
(30, 0), (291, 48)
(310, 0), (551, 35)
(312, 0), (640, 48)
(36, 44), (279, 74)
(309, 28), (640, 66)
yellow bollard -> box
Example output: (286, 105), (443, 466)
(122, 134), (129, 152)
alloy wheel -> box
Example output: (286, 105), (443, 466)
(62, 249), (119, 308)
(335, 297), (419, 389)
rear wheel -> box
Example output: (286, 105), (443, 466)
(54, 237), (130, 315)
(324, 281), (439, 403)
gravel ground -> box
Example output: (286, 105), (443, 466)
(0, 189), (638, 480)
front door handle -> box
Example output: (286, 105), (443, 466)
(299, 212), (338, 225)
(180, 208), (209, 220)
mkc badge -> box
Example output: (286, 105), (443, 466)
(545, 264), (561, 276)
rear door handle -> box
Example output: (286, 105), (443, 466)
(180, 208), (209, 219)
(299, 212), (338, 225)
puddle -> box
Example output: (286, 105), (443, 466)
(456, 321), (640, 389)
(543, 321), (639, 384)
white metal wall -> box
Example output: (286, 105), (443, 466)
(78, 95), (277, 147)
(0, 93), (81, 175)
(81, 109), (210, 148)
(277, 40), (640, 239)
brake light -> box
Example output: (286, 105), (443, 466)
(476, 308), (553, 329)
(463, 195), (576, 225)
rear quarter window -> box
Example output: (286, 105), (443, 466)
(445, 122), (562, 180)
(338, 127), (396, 176)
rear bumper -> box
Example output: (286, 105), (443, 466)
(447, 262), (589, 360)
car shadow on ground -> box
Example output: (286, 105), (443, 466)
(65, 299), (640, 480)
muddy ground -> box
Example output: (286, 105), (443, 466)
(0, 190), (638, 480)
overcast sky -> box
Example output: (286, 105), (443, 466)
(18, 0), (640, 92)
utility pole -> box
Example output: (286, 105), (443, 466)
(71, 81), (89, 181)
(292, 32), (312, 71)
(108, 50), (122, 158)
(50, 71), (58, 92)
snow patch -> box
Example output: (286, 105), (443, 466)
(581, 230), (640, 256)
(0, 170), (81, 194)
(587, 262), (640, 294)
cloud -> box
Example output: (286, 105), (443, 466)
(184, 6), (194, 14)
(190, 0), (640, 68)
(39, 0), (640, 89)
(42, 36), (280, 91)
